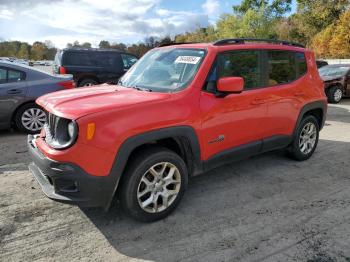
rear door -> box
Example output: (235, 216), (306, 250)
(0, 67), (27, 126)
(262, 50), (307, 143)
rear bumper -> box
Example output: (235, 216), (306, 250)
(27, 135), (116, 209)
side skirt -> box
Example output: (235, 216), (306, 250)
(202, 135), (292, 173)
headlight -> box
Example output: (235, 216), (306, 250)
(44, 114), (78, 150)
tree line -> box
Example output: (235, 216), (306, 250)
(0, 36), (172, 60)
(174, 0), (350, 58)
(0, 40), (57, 60)
(0, 0), (349, 60)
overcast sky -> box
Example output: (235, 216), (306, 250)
(0, 0), (238, 48)
(0, 0), (297, 48)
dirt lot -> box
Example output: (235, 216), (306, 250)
(1, 100), (350, 262)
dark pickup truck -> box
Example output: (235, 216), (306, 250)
(53, 48), (138, 87)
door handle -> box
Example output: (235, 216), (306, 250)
(7, 89), (22, 95)
(251, 98), (265, 105)
(294, 91), (304, 97)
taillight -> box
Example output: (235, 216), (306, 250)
(59, 66), (66, 74)
(58, 80), (76, 89)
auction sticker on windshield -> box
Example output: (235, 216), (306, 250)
(175, 56), (201, 64)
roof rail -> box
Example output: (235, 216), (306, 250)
(158, 42), (199, 47)
(213, 38), (305, 48)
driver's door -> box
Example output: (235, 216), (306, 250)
(199, 50), (269, 162)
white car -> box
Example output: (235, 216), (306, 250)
(14, 59), (29, 66)
(44, 60), (53, 66)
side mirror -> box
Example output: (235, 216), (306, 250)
(217, 77), (244, 94)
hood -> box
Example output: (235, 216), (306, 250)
(37, 84), (171, 119)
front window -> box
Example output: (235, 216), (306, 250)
(121, 53), (138, 69)
(319, 66), (350, 78)
(218, 50), (261, 89)
(118, 48), (206, 92)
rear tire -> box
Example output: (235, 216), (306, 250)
(119, 147), (188, 222)
(287, 115), (319, 161)
(327, 86), (343, 103)
(78, 78), (98, 87)
(15, 103), (46, 134)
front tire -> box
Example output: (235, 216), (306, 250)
(327, 86), (343, 103)
(287, 115), (319, 161)
(119, 147), (188, 222)
(15, 103), (47, 134)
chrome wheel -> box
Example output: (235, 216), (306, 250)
(137, 162), (181, 213)
(299, 122), (317, 155)
(21, 108), (46, 132)
(334, 89), (342, 102)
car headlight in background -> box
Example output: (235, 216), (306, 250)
(44, 114), (78, 150)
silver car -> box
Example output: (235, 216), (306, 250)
(0, 61), (75, 134)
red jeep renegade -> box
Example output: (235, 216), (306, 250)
(28, 39), (327, 222)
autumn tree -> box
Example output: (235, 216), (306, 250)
(99, 40), (110, 49)
(329, 9), (350, 58)
(17, 43), (30, 59)
(110, 43), (127, 51)
(31, 42), (46, 60)
(175, 26), (217, 43)
(294, 0), (350, 42)
(233, 0), (292, 17)
(81, 42), (92, 48)
(311, 9), (350, 58)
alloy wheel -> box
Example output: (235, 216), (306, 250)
(334, 89), (342, 102)
(299, 122), (317, 155)
(137, 162), (181, 213)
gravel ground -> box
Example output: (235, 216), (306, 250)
(0, 99), (350, 262)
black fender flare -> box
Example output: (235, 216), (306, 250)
(293, 100), (327, 137)
(104, 125), (202, 209)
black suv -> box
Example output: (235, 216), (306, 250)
(53, 48), (138, 87)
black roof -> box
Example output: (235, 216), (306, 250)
(62, 47), (124, 53)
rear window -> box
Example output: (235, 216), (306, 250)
(63, 52), (92, 66)
(267, 51), (307, 86)
(0, 67), (25, 84)
(8, 70), (24, 83)
(63, 51), (123, 69)
(95, 52), (123, 69)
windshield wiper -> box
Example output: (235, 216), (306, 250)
(131, 86), (152, 92)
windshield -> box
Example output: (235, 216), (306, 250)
(319, 66), (350, 78)
(118, 48), (206, 92)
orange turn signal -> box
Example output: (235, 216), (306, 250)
(86, 123), (95, 140)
